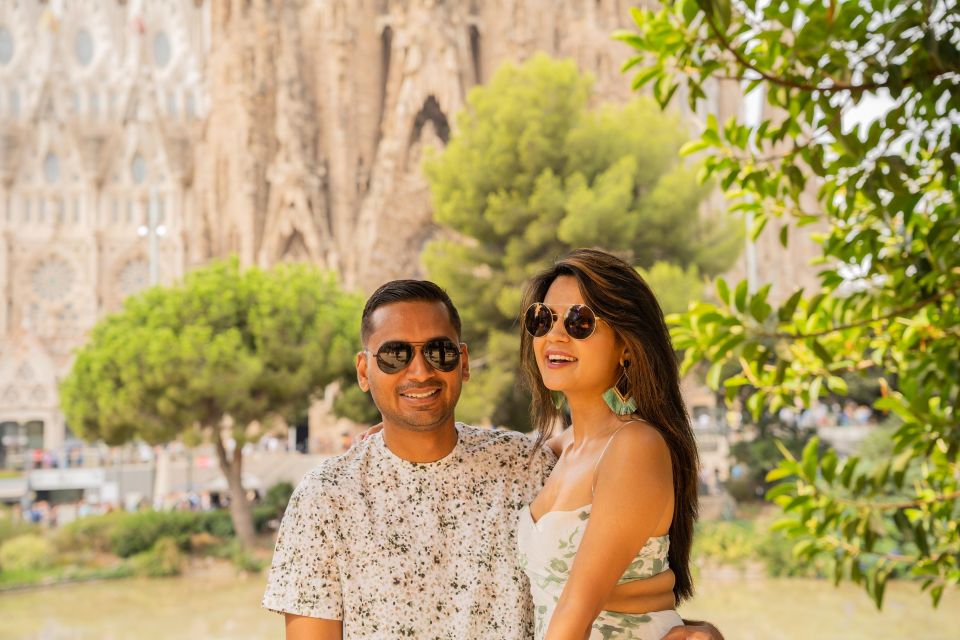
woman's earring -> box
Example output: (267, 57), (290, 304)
(603, 362), (637, 416)
(550, 391), (567, 411)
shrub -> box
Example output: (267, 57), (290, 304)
(199, 509), (234, 539)
(695, 518), (830, 578)
(693, 521), (759, 568)
(110, 510), (205, 557)
(754, 528), (825, 578)
(188, 531), (222, 555)
(263, 482), (294, 514)
(55, 511), (123, 554)
(129, 537), (184, 577)
(0, 534), (54, 573)
(230, 540), (266, 573)
(254, 505), (279, 533)
(0, 513), (36, 546)
(723, 476), (765, 504)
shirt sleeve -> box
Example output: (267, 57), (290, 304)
(262, 471), (343, 620)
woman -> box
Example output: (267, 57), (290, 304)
(517, 248), (699, 640)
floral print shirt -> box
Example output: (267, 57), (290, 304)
(262, 423), (555, 639)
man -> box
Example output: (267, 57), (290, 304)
(263, 280), (720, 639)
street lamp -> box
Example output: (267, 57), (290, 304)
(138, 189), (168, 507)
(137, 189), (167, 286)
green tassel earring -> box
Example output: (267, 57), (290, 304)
(550, 391), (567, 411)
(603, 363), (637, 416)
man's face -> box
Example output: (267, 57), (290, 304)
(356, 301), (469, 432)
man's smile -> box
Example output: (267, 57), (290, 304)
(397, 384), (443, 403)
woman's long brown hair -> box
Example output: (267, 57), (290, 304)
(520, 248), (699, 603)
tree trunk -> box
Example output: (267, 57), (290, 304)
(213, 430), (257, 548)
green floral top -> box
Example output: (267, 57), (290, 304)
(517, 504), (675, 639)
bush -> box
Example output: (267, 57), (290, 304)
(199, 510), (234, 539)
(229, 540), (266, 573)
(55, 511), (123, 554)
(129, 537), (184, 577)
(754, 528), (825, 578)
(0, 534), (54, 573)
(695, 518), (829, 578)
(0, 512), (36, 546)
(723, 476), (765, 503)
(110, 510), (206, 557)
(263, 482), (294, 515)
(188, 531), (222, 554)
(693, 521), (759, 568)
(254, 505), (279, 533)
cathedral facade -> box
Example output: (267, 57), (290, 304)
(0, 0), (207, 459)
(0, 0), (817, 463)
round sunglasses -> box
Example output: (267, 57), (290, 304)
(523, 303), (602, 340)
(365, 338), (463, 374)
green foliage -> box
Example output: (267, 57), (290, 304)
(0, 534), (54, 573)
(0, 563), (133, 589)
(55, 511), (124, 554)
(263, 482), (294, 515)
(693, 520), (758, 568)
(110, 511), (200, 557)
(620, 0), (960, 608)
(201, 510), (236, 539)
(333, 384), (381, 425)
(129, 537), (184, 578)
(59, 258), (363, 542)
(727, 417), (821, 502)
(0, 511), (36, 545)
(423, 54), (740, 427)
(229, 540), (267, 573)
(61, 258), (362, 446)
(638, 262), (705, 316)
(694, 518), (826, 578)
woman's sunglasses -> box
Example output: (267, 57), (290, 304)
(523, 303), (601, 340)
(366, 338), (463, 374)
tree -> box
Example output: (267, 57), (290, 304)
(619, 0), (959, 607)
(60, 259), (362, 546)
(423, 53), (741, 427)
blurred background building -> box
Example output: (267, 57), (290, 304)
(0, 0), (820, 469)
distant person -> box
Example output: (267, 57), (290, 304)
(263, 279), (720, 639)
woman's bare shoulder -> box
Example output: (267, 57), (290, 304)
(602, 420), (671, 469)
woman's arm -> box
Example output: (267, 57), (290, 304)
(285, 613), (342, 640)
(604, 568), (675, 613)
(544, 424), (674, 640)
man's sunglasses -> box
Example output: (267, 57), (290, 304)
(365, 338), (463, 374)
(523, 303), (602, 340)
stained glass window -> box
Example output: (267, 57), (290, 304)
(43, 153), (60, 183)
(32, 258), (75, 302)
(0, 27), (12, 65)
(131, 153), (147, 184)
(153, 31), (171, 67)
(75, 29), (94, 66)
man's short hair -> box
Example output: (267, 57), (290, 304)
(360, 279), (462, 343)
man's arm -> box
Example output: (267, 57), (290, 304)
(662, 620), (725, 640)
(285, 614), (342, 640)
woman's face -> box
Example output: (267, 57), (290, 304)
(533, 276), (623, 401)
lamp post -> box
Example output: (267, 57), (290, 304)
(139, 189), (168, 508)
(137, 189), (167, 286)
